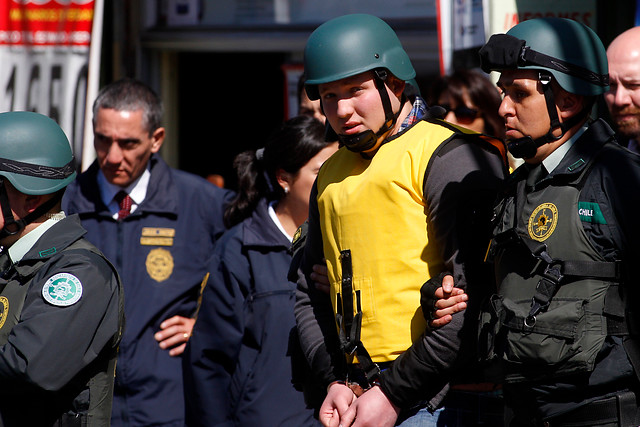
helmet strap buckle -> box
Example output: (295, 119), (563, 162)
(538, 72), (552, 86)
(374, 69), (388, 81)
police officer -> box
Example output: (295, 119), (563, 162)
(0, 111), (123, 426)
(294, 14), (507, 426)
(472, 18), (640, 426)
(63, 78), (234, 426)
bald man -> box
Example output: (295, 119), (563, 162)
(605, 26), (640, 153)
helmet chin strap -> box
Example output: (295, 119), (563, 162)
(0, 178), (62, 240)
(508, 72), (588, 159)
(337, 69), (406, 155)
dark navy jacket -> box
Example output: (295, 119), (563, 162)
(183, 198), (318, 427)
(63, 154), (234, 427)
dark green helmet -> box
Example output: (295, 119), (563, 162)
(479, 18), (608, 159)
(0, 111), (76, 195)
(304, 14), (416, 100)
(480, 18), (608, 96)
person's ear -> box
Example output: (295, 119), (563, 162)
(557, 92), (584, 121)
(388, 76), (406, 98)
(23, 194), (44, 214)
(150, 127), (165, 153)
(275, 168), (292, 194)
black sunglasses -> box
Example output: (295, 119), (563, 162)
(439, 104), (479, 123)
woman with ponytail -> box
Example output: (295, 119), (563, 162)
(183, 115), (337, 426)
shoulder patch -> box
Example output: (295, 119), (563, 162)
(42, 273), (83, 306)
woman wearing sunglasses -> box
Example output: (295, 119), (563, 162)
(428, 69), (516, 168)
(428, 70), (504, 136)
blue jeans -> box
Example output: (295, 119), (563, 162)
(396, 407), (443, 426)
(395, 390), (505, 427)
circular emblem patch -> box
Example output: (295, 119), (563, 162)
(528, 202), (558, 242)
(42, 273), (83, 306)
(0, 296), (8, 329)
(146, 248), (174, 282)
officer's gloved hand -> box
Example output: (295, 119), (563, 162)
(420, 272), (468, 330)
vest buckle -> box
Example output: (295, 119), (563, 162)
(525, 262), (564, 331)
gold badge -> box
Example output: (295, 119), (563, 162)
(145, 248), (174, 282)
(0, 296), (8, 330)
(528, 203), (558, 242)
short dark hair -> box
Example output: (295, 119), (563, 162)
(93, 78), (163, 137)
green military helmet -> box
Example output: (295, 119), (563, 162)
(0, 111), (76, 195)
(507, 18), (608, 95)
(304, 13), (416, 100)
(481, 18), (608, 96)
(480, 18), (609, 159)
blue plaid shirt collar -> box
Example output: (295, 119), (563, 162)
(398, 95), (428, 133)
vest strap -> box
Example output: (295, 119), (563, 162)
(494, 229), (622, 281)
(526, 260), (562, 330)
(561, 260), (622, 280)
(494, 231), (627, 333)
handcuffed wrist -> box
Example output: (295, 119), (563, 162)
(327, 380), (347, 393)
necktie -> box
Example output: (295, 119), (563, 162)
(526, 163), (547, 190)
(115, 191), (132, 220)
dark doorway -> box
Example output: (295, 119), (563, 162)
(176, 51), (287, 191)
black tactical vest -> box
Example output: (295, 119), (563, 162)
(480, 158), (624, 383)
(0, 238), (123, 427)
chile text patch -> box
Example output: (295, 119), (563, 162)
(42, 273), (83, 306)
(578, 202), (607, 224)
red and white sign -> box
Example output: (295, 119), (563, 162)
(0, 0), (94, 46)
(487, 0), (597, 35)
(0, 0), (98, 165)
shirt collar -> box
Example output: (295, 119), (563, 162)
(543, 125), (588, 174)
(268, 200), (292, 243)
(398, 95), (428, 133)
(8, 212), (66, 262)
(627, 139), (640, 154)
(97, 164), (151, 212)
